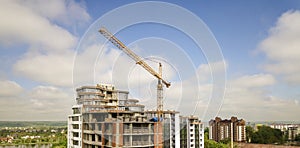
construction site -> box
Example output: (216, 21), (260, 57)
(67, 27), (204, 148)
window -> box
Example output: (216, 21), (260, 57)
(72, 116), (79, 121)
(73, 124), (79, 129)
(73, 132), (79, 137)
(73, 140), (78, 145)
(92, 134), (95, 141)
(98, 135), (101, 142)
(73, 108), (80, 114)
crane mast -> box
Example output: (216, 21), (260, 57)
(99, 27), (170, 118)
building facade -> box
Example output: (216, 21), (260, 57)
(68, 83), (203, 148)
(209, 116), (246, 142)
(180, 116), (204, 148)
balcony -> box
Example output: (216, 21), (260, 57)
(83, 130), (95, 134)
(132, 141), (153, 147)
(83, 139), (102, 146)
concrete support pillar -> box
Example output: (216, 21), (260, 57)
(148, 124), (152, 145)
(130, 123), (133, 146)
(101, 123), (105, 148)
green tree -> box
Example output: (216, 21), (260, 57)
(51, 134), (67, 148)
(246, 126), (254, 142)
(251, 125), (284, 144)
(204, 130), (229, 148)
(204, 127), (209, 134)
(295, 134), (300, 142)
(220, 138), (230, 144)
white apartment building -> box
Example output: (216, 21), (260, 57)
(180, 116), (204, 148)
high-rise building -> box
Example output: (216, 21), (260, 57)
(180, 116), (204, 148)
(68, 83), (204, 148)
(209, 116), (246, 142)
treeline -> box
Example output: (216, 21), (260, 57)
(0, 121), (67, 128)
(247, 125), (283, 144)
(247, 125), (300, 145)
(205, 125), (300, 147)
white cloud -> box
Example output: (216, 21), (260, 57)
(0, 0), (91, 87)
(231, 74), (275, 88)
(0, 0), (90, 120)
(29, 85), (69, 100)
(0, 80), (23, 97)
(20, 0), (90, 26)
(0, 0), (79, 53)
(259, 10), (300, 84)
(28, 86), (73, 113)
(14, 52), (74, 87)
(220, 73), (300, 121)
(73, 44), (124, 87)
(0, 85), (74, 120)
(13, 44), (121, 87)
(163, 69), (300, 121)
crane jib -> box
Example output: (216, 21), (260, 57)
(99, 26), (171, 120)
(99, 27), (171, 88)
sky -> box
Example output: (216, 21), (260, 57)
(0, 0), (300, 122)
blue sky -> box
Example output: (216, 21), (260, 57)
(0, 0), (300, 121)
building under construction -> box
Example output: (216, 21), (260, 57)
(67, 83), (204, 148)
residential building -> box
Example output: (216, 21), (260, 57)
(68, 83), (203, 148)
(270, 124), (297, 132)
(270, 123), (300, 141)
(209, 116), (246, 142)
(180, 116), (204, 148)
(287, 126), (298, 141)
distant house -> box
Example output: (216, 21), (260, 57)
(0, 136), (13, 143)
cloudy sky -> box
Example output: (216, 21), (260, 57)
(0, 0), (300, 121)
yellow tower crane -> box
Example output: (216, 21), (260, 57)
(98, 27), (171, 118)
